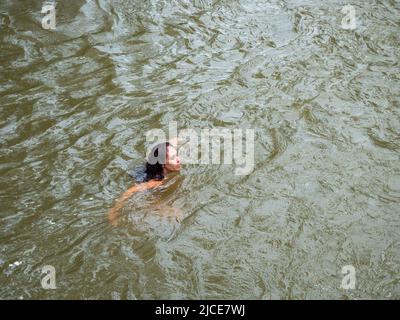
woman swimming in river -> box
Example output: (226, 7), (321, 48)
(108, 140), (182, 226)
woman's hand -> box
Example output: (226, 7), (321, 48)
(154, 204), (183, 222)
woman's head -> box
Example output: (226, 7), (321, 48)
(145, 142), (181, 180)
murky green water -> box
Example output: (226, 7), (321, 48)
(1, 0), (399, 299)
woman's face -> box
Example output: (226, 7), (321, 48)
(164, 146), (181, 172)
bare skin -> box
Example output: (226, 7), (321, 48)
(108, 139), (182, 226)
(108, 180), (163, 226)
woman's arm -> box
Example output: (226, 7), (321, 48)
(108, 180), (163, 226)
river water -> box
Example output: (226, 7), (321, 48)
(0, 0), (399, 299)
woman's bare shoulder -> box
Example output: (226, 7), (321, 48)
(136, 179), (163, 190)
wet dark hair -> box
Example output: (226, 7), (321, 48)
(144, 142), (171, 181)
